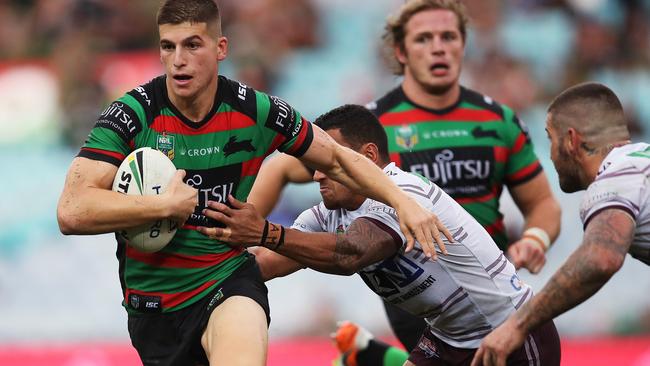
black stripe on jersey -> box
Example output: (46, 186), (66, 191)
(77, 148), (122, 167)
(292, 122), (314, 157)
(265, 95), (302, 139)
(368, 86), (404, 117)
(460, 87), (506, 120)
(127, 81), (155, 123)
(220, 76), (258, 122)
(508, 164), (543, 187)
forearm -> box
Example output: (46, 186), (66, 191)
(248, 246), (305, 280)
(58, 188), (169, 235)
(513, 247), (613, 332)
(270, 229), (359, 275)
(325, 144), (410, 209)
(521, 196), (561, 243)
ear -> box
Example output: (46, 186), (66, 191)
(360, 143), (380, 164)
(566, 127), (583, 156)
(216, 36), (228, 61)
(395, 44), (407, 65)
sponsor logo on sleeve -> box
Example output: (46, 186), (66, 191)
(95, 102), (142, 142)
(266, 95), (299, 138)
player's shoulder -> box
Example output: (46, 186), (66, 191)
(595, 143), (650, 183)
(366, 86), (404, 117)
(216, 75), (260, 118)
(460, 87), (509, 120)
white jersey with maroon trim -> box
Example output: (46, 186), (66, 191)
(291, 163), (531, 348)
(580, 143), (650, 265)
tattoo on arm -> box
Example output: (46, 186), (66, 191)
(518, 208), (635, 331)
(333, 218), (400, 273)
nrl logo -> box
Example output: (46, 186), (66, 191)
(396, 125), (419, 149)
(157, 133), (175, 160)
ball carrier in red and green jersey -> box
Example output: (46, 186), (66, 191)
(79, 74), (313, 313)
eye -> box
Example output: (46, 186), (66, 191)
(442, 32), (458, 41)
(161, 43), (174, 51)
(187, 42), (200, 50)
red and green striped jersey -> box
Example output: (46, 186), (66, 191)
(78, 75), (313, 313)
(368, 86), (542, 250)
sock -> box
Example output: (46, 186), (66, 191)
(350, 340), (409, 366)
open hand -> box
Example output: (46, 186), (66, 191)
(470, 317), (527, 366)
(196, 195), (265, 247)
(396, 197), (452, 260)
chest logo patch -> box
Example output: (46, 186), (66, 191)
(224, 136), (255, 157)
(396, 125), (419, 149)
(157, 133), (175, 160)
(472, 126), (500, 140)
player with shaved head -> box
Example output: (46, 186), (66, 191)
(472, 82), (646, 366)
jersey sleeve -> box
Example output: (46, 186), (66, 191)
(78, 93), (145, 166)
(291, 204), (327, 233)
(580, 164), (645, 228)
(501, 107), (543, 186)
(255, 91), (314, 158)
(361, 200), (407, 248)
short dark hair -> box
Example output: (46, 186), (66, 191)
(314, 105), (390, 163)
(547, 82), (629, 149)
(157, 0), (221, 32)
(548, 82), (624, 117)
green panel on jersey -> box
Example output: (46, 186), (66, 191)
(120, 93), (147, 126)
(385, 122), (505, 153)
(236, 176), (257, 199)
(389, 101), (417, 113)
(255, 90), (271, 125)
(458, 101), (484, 110)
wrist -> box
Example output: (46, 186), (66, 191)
(522, 227), (551, 252)
(260, 220), (285, 250)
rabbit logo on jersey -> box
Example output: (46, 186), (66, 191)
(359, 254), (424, 298)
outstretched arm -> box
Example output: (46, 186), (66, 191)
(199, 196), (400, 275)
(507, 172), (562, 273)
(298, 125), (452, 259)
(471, 208), (635, 366)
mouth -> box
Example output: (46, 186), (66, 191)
(430, 63), (449, 76)
(173, 74), (193, 85)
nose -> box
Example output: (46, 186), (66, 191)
(431, 36), (445, 55)
(173, 48), (186, 68)
(313, 170), (326, 182)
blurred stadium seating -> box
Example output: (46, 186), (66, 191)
(1, 0), (650, 365)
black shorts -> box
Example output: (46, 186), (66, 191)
(408, 320), (561, 366)
(127, 256), (270, 366)
(383, 299), (428, 350)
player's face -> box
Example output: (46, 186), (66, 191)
(159, 22), (227, 101)
(546, 114), (583, 193)
(313, 129), (366, 210)
(397, 9), (464, 96)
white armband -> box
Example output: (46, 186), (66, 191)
(523, 227), (551, 252)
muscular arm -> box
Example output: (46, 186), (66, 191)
(275, 217), (401, 275)
(247, 246), (305, 281)
(200, 198), (400, 275)
(513, 208), (633, 331)
(509, 172), (561, 243)
(247, 153), (312, 217)
(298, 125), (452, 256)
(57, 157), (196, 235)
(471, 208), (635, 366)
(507, 172), (562, 272)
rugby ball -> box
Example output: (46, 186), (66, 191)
(112, 147), (178, 252)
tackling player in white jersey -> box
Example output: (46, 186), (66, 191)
(472, 82), (645, 366)
(199, 104), (560, 365)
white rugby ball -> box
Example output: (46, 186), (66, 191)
(112, 147), (178, 253)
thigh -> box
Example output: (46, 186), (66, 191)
(201, 295), (268, 366)
(384, 299), (428, 351)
